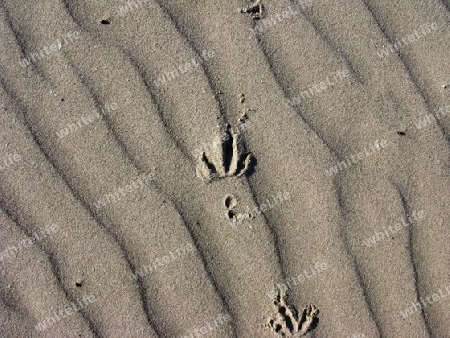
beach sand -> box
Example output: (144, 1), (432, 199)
(0, 0), (449, 337)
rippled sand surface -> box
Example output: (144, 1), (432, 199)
(1, 0), (449, 337)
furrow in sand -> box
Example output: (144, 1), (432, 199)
(332, 181), (384, 337)
(397, 187), (432, 335)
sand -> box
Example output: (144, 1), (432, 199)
(0, 0), (449, 337)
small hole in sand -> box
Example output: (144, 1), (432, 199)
(227, 210), (236, 219)
(224, 195), (237, 209)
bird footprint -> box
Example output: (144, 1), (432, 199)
(266, 290), (319, 337)
(196, 124), (253, 183)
